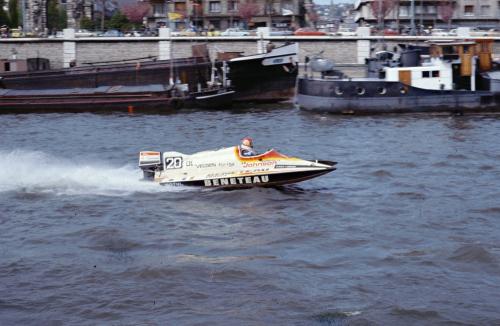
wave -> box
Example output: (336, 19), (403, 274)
(313, 310), (362, 324)
(390, 306), (441, 319)
(449, 244), (496, 264)
(0, 149), (181, 196)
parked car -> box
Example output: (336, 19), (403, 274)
(75, 29), (95, 37)
(383, 28), (399, 36)
(335, 27), (356, 36)
(142, 29), (158, 37)
(207, 30), (221, 36)
(430, 28), (454, 36)
(10, 28), (24, 38)
(270, 29), (294, 36)
(171, 29), (197, 37)
(99, 30), (124, 37)
(294, 28), (326, 36)
(221, 28), (250, 36)
(125, 30), (143, 37)
(470, 28), (499, 36)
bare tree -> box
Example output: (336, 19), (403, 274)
(395, 0), (400, 31)
(370, 0), (397, 33)
(238, 0), (260, 28)
(121, 2), (149, 24)
(306, 2), (319, 28)
(438, 0), (454, 29)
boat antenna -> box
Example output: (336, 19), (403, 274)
(410, 0), (416, 36)
(169, 30), (175, 86)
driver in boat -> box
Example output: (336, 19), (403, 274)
(240, 137), (257, 156)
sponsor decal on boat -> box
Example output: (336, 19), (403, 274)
(274, 164), (315, 169)
(204, 175), (270, 187)
(195, 162), (217, 168)
(164, 182), (183, 186)
(187, 161), (234, 168)
(206, 172), (233, 178)
(218, 162), (235, 167)
(242, 161), (275, 168)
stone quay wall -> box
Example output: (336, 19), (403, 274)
(1, 34), (499, 78)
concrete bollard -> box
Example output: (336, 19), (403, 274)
(62, 28), (76, 68)
(159, 28), (172, 60)
(256, 27), (271, 54)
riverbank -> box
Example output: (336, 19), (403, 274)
(2, 32), (499, 74)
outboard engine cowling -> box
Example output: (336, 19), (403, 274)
(138, 151), (162, 180)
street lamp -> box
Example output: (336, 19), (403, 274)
(410, 0), (416, 35)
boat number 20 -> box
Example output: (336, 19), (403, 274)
(165, 157), (183, 169)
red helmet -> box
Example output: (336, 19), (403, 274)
(242, 137), (253, 147)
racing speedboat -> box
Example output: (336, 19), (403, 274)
(138, 146), (336, 188)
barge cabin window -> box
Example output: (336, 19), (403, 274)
(422, 71), (440, 78)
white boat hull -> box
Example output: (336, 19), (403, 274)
(139, 146), (336, 188)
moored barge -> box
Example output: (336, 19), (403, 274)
(297, 40), (500, 114)
(0, 43), (299, 104)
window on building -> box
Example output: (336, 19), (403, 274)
(480, 5), (490, 15)
(209, 20), (220, 29)
(154, 3), (164, 15)
(283, 0), (294, 10)
(464, 5), (474, 16)
(175, 3), (186, 12)
(265, 2), (274, 14)
(228, 1), (238, 11)
(209, 1), (221, 12)
(399, 6), (409, 16)
(427, 5), (436, 14)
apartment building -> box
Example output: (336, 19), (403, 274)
(146, 0), (305, 31)
(353, 0), (500, 30)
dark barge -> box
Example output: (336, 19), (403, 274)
(297, 40), (500, 114)
(0, 84), (234, 113)
(0, 43), (299, 104)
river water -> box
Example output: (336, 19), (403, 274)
(1, 107), (500, 325)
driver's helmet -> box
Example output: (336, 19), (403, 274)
(241, 137), (253, 147)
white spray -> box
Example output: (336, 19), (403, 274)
(0, 150), (183, 196)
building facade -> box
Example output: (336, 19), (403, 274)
(146, 0), (305, 31)
(65, 0), (93, 29)
(21, 0), (92, 33)
(22, 0), (48, 33)
(353, 0), (500, 30)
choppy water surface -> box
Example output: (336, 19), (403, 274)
(1, 108), (500, 325)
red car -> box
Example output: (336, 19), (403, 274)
(383, 28), (399, 36)
(294, 28), (327, 36)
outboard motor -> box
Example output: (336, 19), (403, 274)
(138, 151), (163, 180)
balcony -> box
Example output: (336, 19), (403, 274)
(354, 0), (368, 10)
(398, 0), (456, 4)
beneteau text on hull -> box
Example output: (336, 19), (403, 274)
(139, 146), (336, 188)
